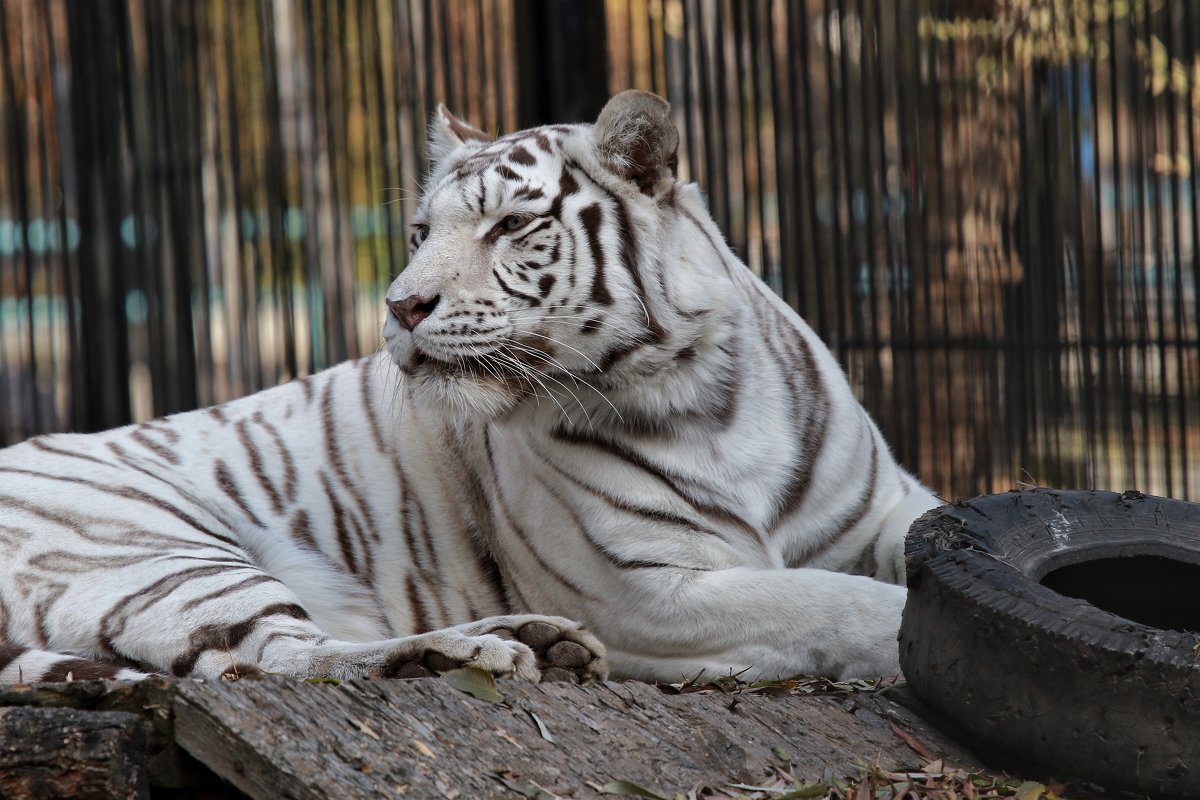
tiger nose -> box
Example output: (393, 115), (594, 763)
(387, 294), (440, 331)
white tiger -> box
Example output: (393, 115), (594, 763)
(0, 91), (939, 687)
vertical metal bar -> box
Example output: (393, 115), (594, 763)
(1184, 0), (1200, 498)
(887, 0), (921, 474)
(1163, 1), (1189, 498)
(1064, 0), (1092, 490)
(0, 0), (41, 437)
(820, 0), (846, 358)
(693, 0), (713, 192)
(855, 0), (884, 422)
(711, 0), (733, 241)
(1104, 0), (1133, 490)
(794, 0), (826, 335)
(677, 0), (698, 182)
(64, 0), (133, 432)
(40, 2), (76, 433)
(765, 0), (795, 305)
(729, 0), (752, 266)
(1082, 0), (1109, 490)
(1130, 0), (1154, 490)
(488, 0), (507, 130)
(514, 1), (610, 126)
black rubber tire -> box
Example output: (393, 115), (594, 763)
(899, 489), (1200, 798)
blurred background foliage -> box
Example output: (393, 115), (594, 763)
(0, 0), (1196, 501)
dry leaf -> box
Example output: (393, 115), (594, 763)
(529, 710), (555, 743)
(889, 720), (937, 762)
(600, 779), (672, 799)
(441, 666), (504, 703)
(1014, 781), (1046, 800)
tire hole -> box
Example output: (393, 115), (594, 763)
(1041, 555), (1200, 633)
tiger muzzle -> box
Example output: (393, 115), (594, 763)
(387, 294), (441, 331)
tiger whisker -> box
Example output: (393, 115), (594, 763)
(472, 350), (542, 412)
(507, 329), (605, 374)
(507, 311), (596, 322)
(634, 296), (652, 328)
(499, 343), (620, 430)
(491, 351), (578, 426)
(373, 341), (408, 427)
(508, 315), (600, 327)
(506, 353), (593, 430)
(501, 340), (624, 425)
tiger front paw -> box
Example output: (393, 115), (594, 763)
(454, 615), (608, 684)
(383, 629), (539, 681)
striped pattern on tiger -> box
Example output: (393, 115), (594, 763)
(0, 91), (939, 687)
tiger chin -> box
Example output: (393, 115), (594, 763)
(394, 343), (527, 420)
(0, 91), (940, 689)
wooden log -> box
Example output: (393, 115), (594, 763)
(0, 675), (988, 799)
(0, 706), (149, 800)
(169, 675), (982, 800)
(0, 679), (215, 790)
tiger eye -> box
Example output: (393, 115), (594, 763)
(501, 214), (525, 231)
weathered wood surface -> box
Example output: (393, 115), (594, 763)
(0, 678), (213, 792)
(1, 676), (982, 800)
(0, 705), (149, 800)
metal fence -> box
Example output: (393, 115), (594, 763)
(1, 0), (1197, 501)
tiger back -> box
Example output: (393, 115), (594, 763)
(0, 91), (938, 686)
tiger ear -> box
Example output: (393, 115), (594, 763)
(429, 104), (492, 165)
(592, 90), (679, 197)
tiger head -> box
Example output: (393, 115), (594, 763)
(384, 90), (726, 421)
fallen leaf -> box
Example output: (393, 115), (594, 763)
(889, 720), (936, 762)
(771, 783), (830, 799)
(528, 710), (555, 743)
(411, 739), (435, 759)
(1014, 781), (1046, 800)
(600, 779), (672, 799)
(441, 666), (504, 703)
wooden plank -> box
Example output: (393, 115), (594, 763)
(171, 676), (982, 800)
(0, 706), (149, 800)
(0, 678), (218, 791)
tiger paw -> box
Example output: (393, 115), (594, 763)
(454, 615), (608, 684)
(382, 630), (539, 682)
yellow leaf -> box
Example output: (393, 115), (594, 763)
(600, 780), (672, 800)
(440, 666), (504, 703)
(1015, 780), (1046, 800)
